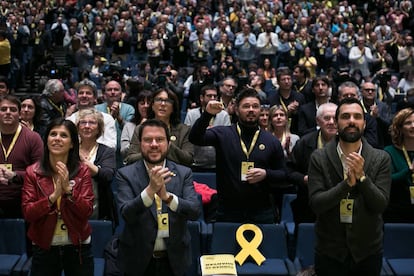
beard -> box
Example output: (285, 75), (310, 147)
(142, 151), (168, 165)
(338, 126), (363, 143)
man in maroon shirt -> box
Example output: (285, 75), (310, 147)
(0, 95), (43, 218)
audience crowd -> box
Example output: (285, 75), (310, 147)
(1, 0), (414, 274)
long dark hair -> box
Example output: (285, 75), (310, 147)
(41, 118), (80, 178)
(133, 90), (153, 124)
(147, 88), (180, 126)
(19, 95), (41, 129)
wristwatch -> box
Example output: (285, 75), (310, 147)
(163, 194), (174, 205)
(359, 175), (367, 183)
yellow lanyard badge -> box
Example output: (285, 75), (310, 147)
(237, 124), (259, 181)
(402, 146), (414, 204)
(155, 194), (169, 238)
(340, 193), (354, 224)
(0, 125), (22, 163)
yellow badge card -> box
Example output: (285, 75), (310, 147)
(340, 199), (354, 223)
(410, 186), (414, 204)
(157, 213), (169, 238)
(51, 218), (69, 245)
(3, 164), (12, 171)
(241, 162), (254, 181)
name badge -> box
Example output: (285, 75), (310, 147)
(340, 199), (354, 223)
(52, 218), (69, 244)
(157, 213), (169, 238)
(410, 187), (414, 204)
(241, 161), (254, 181)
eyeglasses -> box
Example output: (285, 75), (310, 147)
(363, 88), (375, 92)
(142, 137), (167, 144)
(79, 120), (98, 126)
(154, 97), (174, 105)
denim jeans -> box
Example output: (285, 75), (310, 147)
(31, 244), (94, 276)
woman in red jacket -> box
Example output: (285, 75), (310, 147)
(22, 118), (94, 276)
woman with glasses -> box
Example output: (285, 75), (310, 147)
(125, 88), (194, 166)
(22, 118), (94, 275)
(77, 108), (117, 224)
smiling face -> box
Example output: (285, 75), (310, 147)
(402, 113), (414, 141)
(140, 125), (169, 165)
(47, 125), (73, 157)
(78, 114), (99, 141)
(77, 86), (96, 108)
(236, 96), (261, 126)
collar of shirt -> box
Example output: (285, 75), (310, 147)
(336, 141), (363, 178)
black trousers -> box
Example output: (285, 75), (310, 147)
(315, 252), (382, 276)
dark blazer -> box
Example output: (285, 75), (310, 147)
(297, 102), (317, 136)
(94, 144), (117, 223)
(268, 89), (306, 135)
(308, 137), (391, 263)
(115, 160), (201, 276)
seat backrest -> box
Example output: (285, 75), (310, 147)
(281, 194), (297, 223)
(295, 223), (315, 268)
(384, 223), (414, 259)
(90, 220), (113, 258)
(192, 172), (216, 189)
(211, 222), (289, 259)
(186, 220), (202, 276)
(0, 219), (26, 255)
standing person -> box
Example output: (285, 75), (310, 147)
(38, 79), (67, 139)
(125, 88), (193, 167)
(189, 88), (288, 223)
(77, 108), (116, 223)
(0, 95), (43, 218)
(184, 84), (231, 170)
(66, 79), (117, 149)
(268, 105), (300, 158)
(22, 118), (94, 276)
(0, 30), (11, 80)
(348, 37), (374, 82)
(19, 96), (41, 133)
(297, 76), (332, 136)
(256, 22), (280, 68)
(121, 90), (152, 158)
(308, 98), (391, 276)
(360, 82), (392, 148)
(115, 119), (201, 276)
(95, 80), (135, 167)
(384, 108), (414, 223)
(289, 103), (338, 226)
(268, 67), (306, 135)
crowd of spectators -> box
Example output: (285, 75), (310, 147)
(1, 0), (414, 274)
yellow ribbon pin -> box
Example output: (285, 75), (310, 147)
(235, 224), (266, 266)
